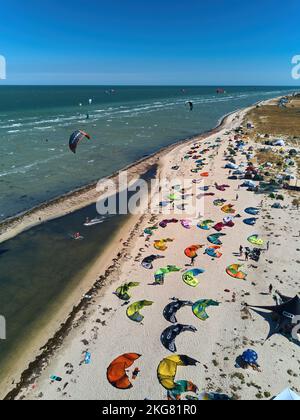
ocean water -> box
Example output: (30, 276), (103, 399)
(0, 86), (295, 221)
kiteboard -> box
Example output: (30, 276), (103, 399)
(84, 218), (104, 227)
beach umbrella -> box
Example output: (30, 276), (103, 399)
(157, 355), (199, 390)
(107, 353), (141, 389)
(163, 298), (194, 324)
(226, 264), (247, 280)
(126, 300), (154, 323)
(115, 282), (140, 301)
(192, 299), (220, 321)
(184, 245), (203, 258)
(248, 234), (264, 246)
(182, 268), (205, 287)
(161, 324), (197, 353)
(207, 233), (226, 245)
(167, 380), (199, 401)
(242, 349), (258, 365)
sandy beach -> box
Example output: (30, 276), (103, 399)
(2, 98), (300, 401)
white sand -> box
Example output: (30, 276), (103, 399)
(6, 105), (300, 401)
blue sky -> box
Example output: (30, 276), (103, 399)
(0, 0), (300, 85)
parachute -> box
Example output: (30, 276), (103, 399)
(107, 353), (141, 389)
(226, 264), (247, 280)
(126, 300), (154, 323)
(192, 299), (220, 321)
(182, 268), (205, 288)
(69, 130), (91, 154)
(161, 324), (197, 353)
(115, 282), (140, 301)
(163, 298), (193, 324)
(157, 355), (199, 390)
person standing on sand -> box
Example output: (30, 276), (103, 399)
(267, 241), (270, 251)
(239, 245), (243, 257)
(245, 251), (249, 261)
(236, 194), (239, 201)
(269, 284), (273, 295)
(191, 255), (196, 266)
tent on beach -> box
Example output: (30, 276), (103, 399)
(248, 294), (300, 343)
(274, 388), (300, 400)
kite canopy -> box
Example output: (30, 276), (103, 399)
(167, 380), (198, 401)
(197, 220), (214, 230)
(243, 218), (257, 226)
(182, 268), (205, 288)
(214, 199), (226, 207)
(192, 300), (220, 321)
(205, 246), (222, 259)
(157, 355), (199, 390)
(163, 298), (193, 324)
(69, 130), (91, 153)
(154, 239), (173, 251)
(242, 349), (258, 364)
(159, 219), (178, 228)
(245, 207), (260, 216)
(155, 266), (181, 285)
(144, 226), (158, 236)
(181, 219), (192, 229)
(226, 264), (247, 280)
(207, 233), (226, 245)
(248, 234), (264, 246)
(126, 300), (153, 323)
(161, 324), (197, 353)
(184, 245), (203, 258)
(221, 204), (236, 214)
(107, 353), (141, 389)
(142, 255), (165, 270)
(115, 282), (140, 301)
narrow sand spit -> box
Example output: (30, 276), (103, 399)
(4, 102), (300, 401)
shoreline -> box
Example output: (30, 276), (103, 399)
(0, 108), (243, 245)
(1, 99), (271, 399)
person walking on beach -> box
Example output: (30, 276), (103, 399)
(245, 251), (249, 261)
(239, 245), (243, 257)
(236, 193), (239, 201)
(267, 241), (270, 251)
(191, 255), (196, 266)
(269, 284), (273, 295)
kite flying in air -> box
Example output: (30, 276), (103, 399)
(69, 130), (91, 154)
